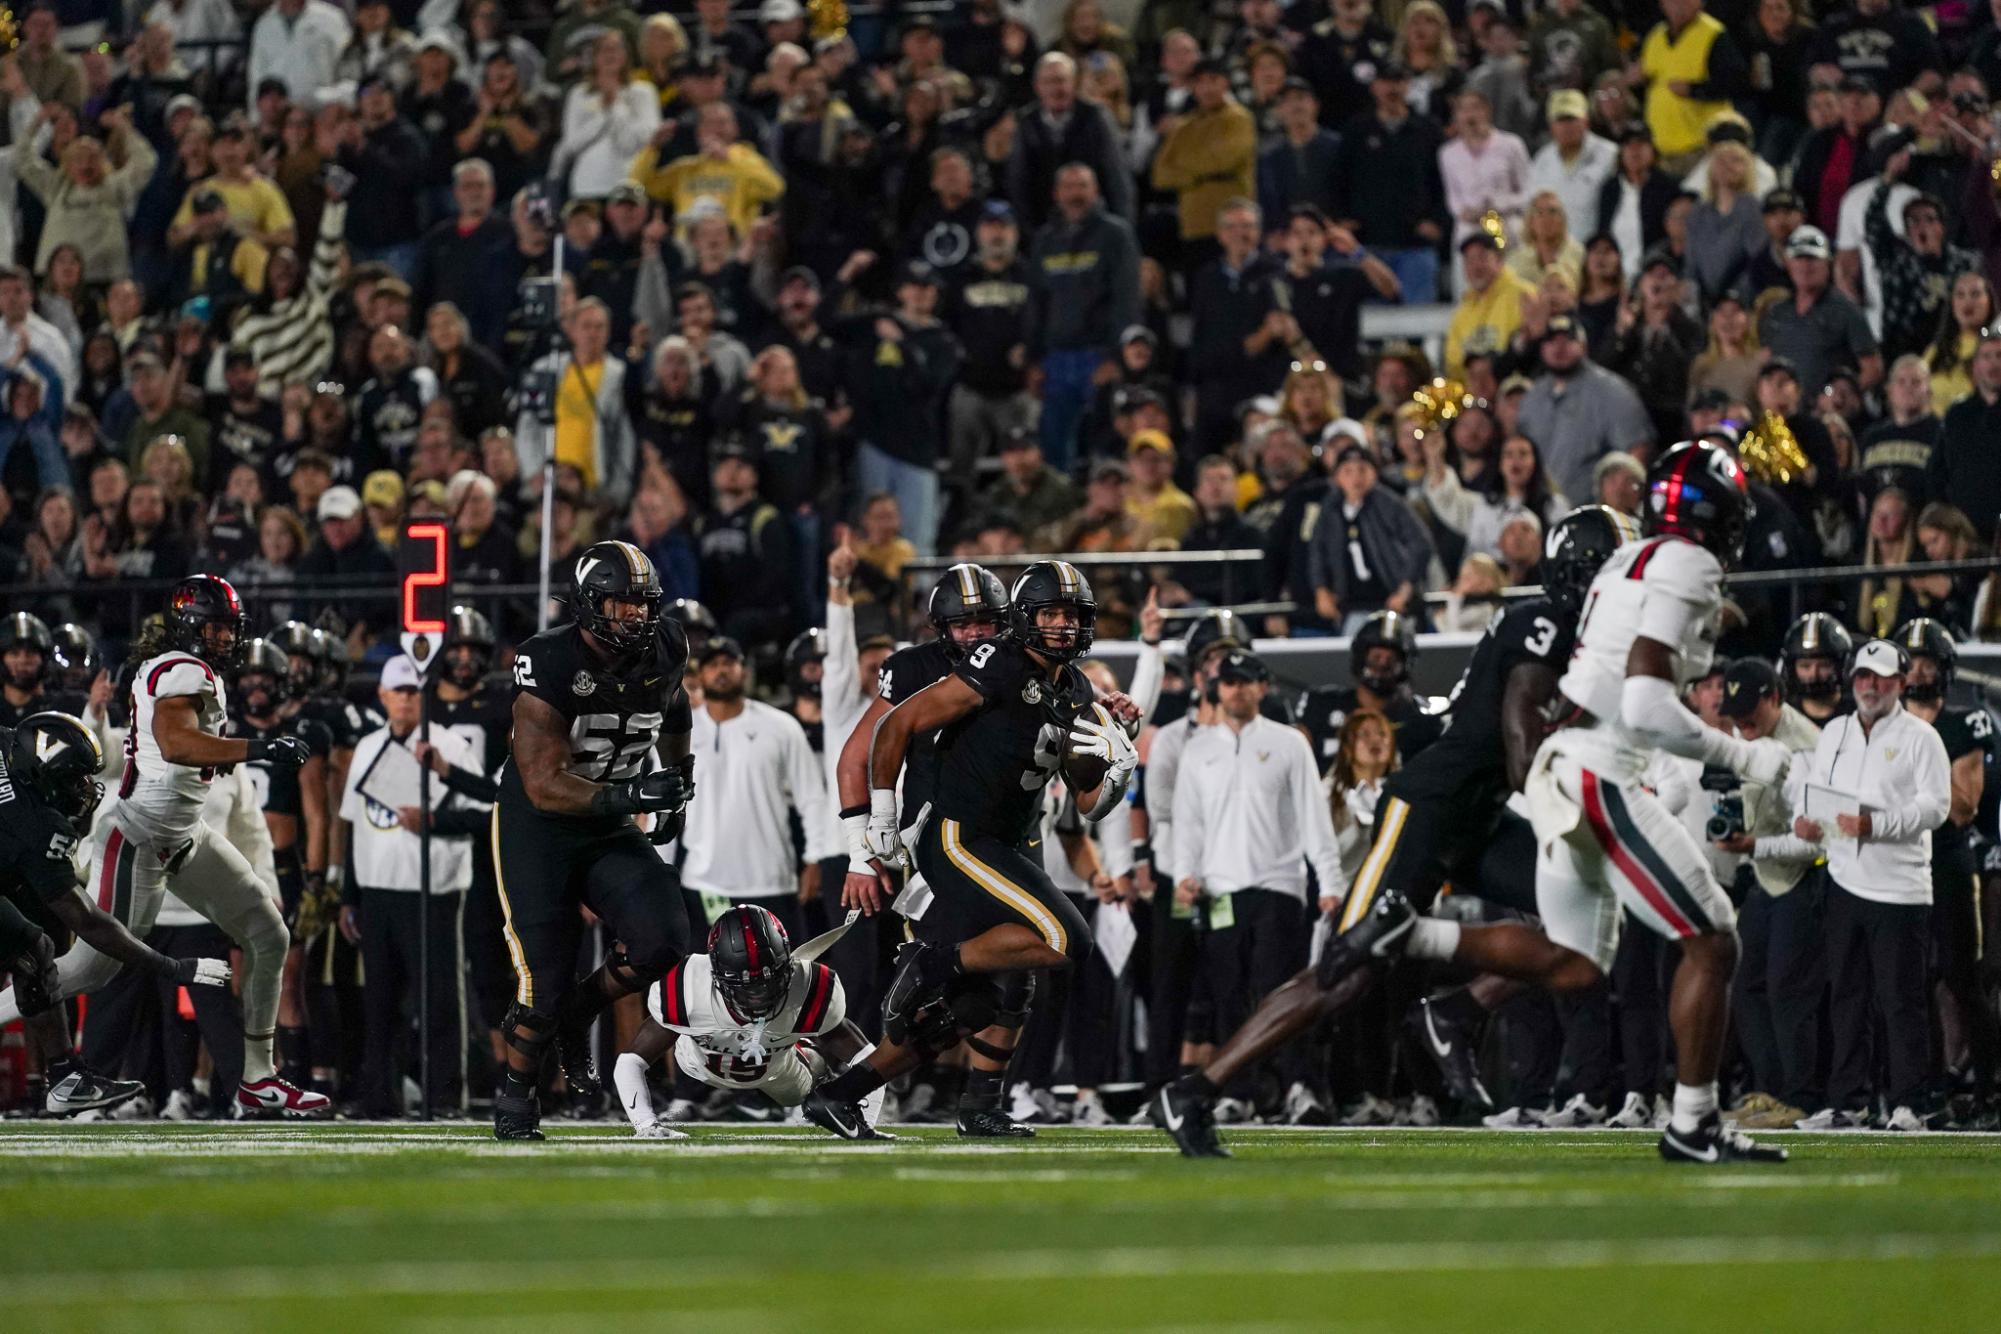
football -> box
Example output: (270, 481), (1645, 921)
(1060, 702), (1114, 792)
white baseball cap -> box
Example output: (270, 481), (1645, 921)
(1849, 639), (1909, 679)
(380, 655), (424, 691)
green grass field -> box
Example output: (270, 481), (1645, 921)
(1, 1122), (1998, 1333)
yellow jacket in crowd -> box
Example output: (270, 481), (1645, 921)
(630, 141), (785, 236)
(1151, 99), (1256, 242)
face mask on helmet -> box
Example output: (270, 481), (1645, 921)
(445, 644), (488, 688)
(237, 674), (281, 717)
(1790, 660), (1842, 703)
(1902, 660), (1945, 703)
(1357, 647), (1407, 696)
(1, 649), (43, 692)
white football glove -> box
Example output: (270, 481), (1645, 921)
(176, 957), (233, 987)
(864, 788), (907, 867)
(1737, 736), (1793, 788)
(1069, 707), (1138, 791)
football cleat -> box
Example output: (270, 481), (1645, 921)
(1339, 1093), (1398, 1127)
(1150, 1080), (1230, 1158)
(1407, 996), (1495, 1112)
(234, 1076), (333, 1120)
(1398, 1094), (1441, 1127)
(1884, 1105), (1928, 1133)
(1537, 1093), (1608, 1128)
(632, 1119), (690, 1140)
(956, 1107), (1036, 1138)
(493, 1093), (545, 1141)
(881, 941), (952, 1045)
(1316, 890), (1416, 987)
(555, 1018), (601, 1099)
(1605, 1091), (1655, 1129)
(1283, 1081), (1332, 1126)
(45, 1060), (146, 1117)
(1070, 1091), (1114, 1127)
(802, 1088), (895, 1141)
(1796, 1106), (1867, 1131)
(1658, 1111), (1788, 1164)
(1481, 1105), (1544, 1129)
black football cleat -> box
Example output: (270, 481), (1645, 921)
(493, 1093), (546, 1142)
(1407, 997), (1495, 1112)
(955, 1107), (1036, 1138)
(1316, 889), (1417, 988)
(555, 1018), (601, 1099)
(881, 941), (951, 1045)
(44, 1059), (146, 1117)
(1658, 1111), (1788, 1164)
(1150, 1079), (1230, 1158)
(802, 1088), (895, 1141)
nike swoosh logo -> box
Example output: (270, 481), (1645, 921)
(1673, 1135), (1721, 1163)
(1371, 917), (1415, 957)
(1423, 1009), (1453, 1060)
(625, 1089), (640, 1110)
(1160, 1094), (1184, 1133)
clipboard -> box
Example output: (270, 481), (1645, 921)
(356, 736), (430, 814)
(1804, 783), (1874, 829)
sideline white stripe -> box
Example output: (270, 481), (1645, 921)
(16, 1234), (2001, 1307)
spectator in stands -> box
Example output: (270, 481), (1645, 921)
(0, 267), (72, 403)
(1444, 232), (1535, 377)
(1686, 139), (1766, 301)
(695, 440), (797, 650)
(1042, 457), (1138, 553)
(1688, 292), (1762, 405)
(16, 6), (82, 108)
(1176, 453), (1260, 606)
(1151, 57), (1255, 268)
(842, 261), (960, 556)
(1187, 199), (1287, 453)
(452, 49), (547, 208)
(1927, 328), (2001, 545)
(1865, 161), (1979, 361)
(1331, 62), (1447, 304)
(15, 105), (156, 286)
(1423, 430), (1566, 561)
(117, 349), (209, 483)
(1637, 0), (1746, 174)
(941, 199), (1033, 492)
(1925, 271), (1996, 416)
(1605, 253), (1707, 442)
(1008, 52), (1133, 232)
(1509, 190), (1583, 290)
(337, 0), (415, 92)
(517, 297), (635, 510)
(1441, 89), (1530, 251)
(1310, 441), (1433, 633)
(1516, 314), (1655, 504)
(978, 426), (1078, 540)
(556, 32), (659, 202)
(1760, 224), (1882, 396)
(246, 0), (350, 110)
(1124, 430), (1195, 547)
(1812, 0), (1942, 95)
(1258, 78), (1339, 228)
(336, 77), (427, 280)
(636, 103), (783, 237)
(1298, 0), (1394, 132)
(416, 159), (514, 354)
(297, 482), (394, 582)
(1530, 91), (1616, 246)
(1027, 162), (1139, 475)
(1527, 0), (1622, 99)
(0, 351), (66, 495)
(546, 0), (640, 87)
(1596, 128), (1679, 277)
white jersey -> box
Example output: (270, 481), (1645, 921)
(645, 953), (846, 1090)
(1556, 535), (1722, 767)
(115, 652), (230, 847)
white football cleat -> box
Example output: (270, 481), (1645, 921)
(1604, 1092), (1654, 1129)
(633, 1119), (690, 1140)
(234, 1076), (333, 1119)
(1070, 1091), (1114, 1126)
(1536, 1093), (1607, 1128)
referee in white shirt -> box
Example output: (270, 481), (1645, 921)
(1789, 640), (1950, 1128)
(1171, 650), (1344, 1107)
(675, 638), (840, 943)
(338, 657), (484, 1118)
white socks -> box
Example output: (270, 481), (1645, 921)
(1404, 918), (1462, 961)
(1671, 1081), (1718, 1134)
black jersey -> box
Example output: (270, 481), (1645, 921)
(1383, 599), (1572, 808)
(0, 730), (84, 909)
(877, 638), (961, 830)
(1931, 704), (1996, 857)
(432, 684), (512, 781)
(930, 638), (1095, 845)
(238, 714), (333, 818)
(1301, 683), (1445, 768)
(0, 688), (88, 729)
(303, 693), (377, 752)
(498, 621), (692, 817)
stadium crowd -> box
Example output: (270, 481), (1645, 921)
(2, 0), (2001, 1132)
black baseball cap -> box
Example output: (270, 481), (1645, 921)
(899, 259), (940, 288)
(696, 636), (746, 665)
(1719, 659), (1782, 718)
(1541, 314), (1583, 343)
(1459, 231), (1501, 255)
(1762, 187), (1804, 214)
(778, 264), (820, 292)
(1331, 442), (1377, 471)
(1216, 650), (1270, 684)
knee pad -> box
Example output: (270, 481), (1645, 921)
(244, 900), (291, 955)
(616, 929), (683, 977)
(503, 1003), (557, 1057)
(944, 975), (1003, 1033)
(601, 945), (649, 994)
(906, 1001), (964, 1059)
(992, 970), (1036, 1030)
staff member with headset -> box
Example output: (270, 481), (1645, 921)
(337, 656), (486, 1119)
(1783, 640), (1950, 1131)
(1710, 658), (1823, 1129)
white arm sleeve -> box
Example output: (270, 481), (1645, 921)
(1621, 674), (1753, 768)
(823, 599), (859, 716)
(613, 1051), (659, 1129)
(1126, 641), (1164, 725)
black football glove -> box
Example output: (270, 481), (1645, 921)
(10, 934), (59, 1017)
(247, 734), (312, 771)
(647, 807), (686, 846)
(593, 755), (696, 819)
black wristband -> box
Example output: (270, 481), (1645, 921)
(839, 803), (868, 819)
(244, 738), (269, 764)
(148, 951), (183, 982)
(1133, 841), (1152, 865)
(591, 783), (633, 819)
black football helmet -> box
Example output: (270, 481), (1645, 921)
(573, 540), (665, 655)
(1350, 611), (1417, 696)
(927, 563), (1009, 657)
(1895, 617), (1957, 703)
(1184, 609), (1248, 674)
(664, 598), (719, 658)
(784, 628), (827, 699)
(270, 620), (325, 698)
(318, 630), (353, 696)
(707, 904), (793, 1020)
(443, 605), (495, 689)
(0, 612), (53, 691)
(10, 711), (104, 823)
(232, 638), (292, 716)
(49, 623), (98, 693)
(1008, 560), (1097, 661)
(1780, 612), (1854, 706)
(167, 575), (246, 669)
(1642, 440), (1753, 566)
(1543, 505), (1637, 613)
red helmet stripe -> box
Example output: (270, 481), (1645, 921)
(740, 910), (760, 975)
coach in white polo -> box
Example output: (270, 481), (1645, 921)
(675, 636), (840, 942)
(1172, 649), (1345, 1104)
(338, 655), (484, 1118)
(1788, 638), (1948, 1129)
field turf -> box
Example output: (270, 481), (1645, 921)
(1, 1122), (1998, 1332)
